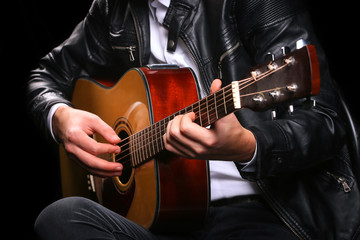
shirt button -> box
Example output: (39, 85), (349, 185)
(168, 39), (175, 49)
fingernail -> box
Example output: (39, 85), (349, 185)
(110, 134), (119, 141)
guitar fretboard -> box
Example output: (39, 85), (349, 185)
(128, 84), (236, 167)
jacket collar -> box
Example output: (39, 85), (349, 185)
(162, 0), (200, 52)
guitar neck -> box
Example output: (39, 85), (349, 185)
(129, 84), (236, 167)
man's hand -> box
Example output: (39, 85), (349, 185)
(163, 79), (256, 162)
(53, 105), (123, 177)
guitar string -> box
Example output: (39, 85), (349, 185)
(110, 61), (291, 168)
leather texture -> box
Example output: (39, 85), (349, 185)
(26, 0), (360, 239)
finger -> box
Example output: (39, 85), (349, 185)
(69, 130), (120, 156)
(68, 145), (123, 177)
(164, 113), (208, 158)
(165, 114), (196, 143)
(210, 79), (222, 94)
(89, 116), (121, 145)
(179, 112), (211, 142)
(164, 115), (188, 154)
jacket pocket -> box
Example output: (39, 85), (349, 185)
(112, 45), (136, 62)
(322, 170), (353, 193)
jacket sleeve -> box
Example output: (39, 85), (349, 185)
(25, 0), (120, 140)
(234, 0), (348, 180)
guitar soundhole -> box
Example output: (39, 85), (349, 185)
(116, 130), (132, 185)
(112, 117), (135, 193)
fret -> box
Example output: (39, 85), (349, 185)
(148, 126), (155, 158)
(198, 98), (209, 127)
(143, 128), (148, 160)
(205, 97), (210, 126)
(214, 92), (218, 119)
(185, 105), (192, 114)
(179, 108), (186, 115)
(152, 123), (159, 155)
(159, 118), (166, 151)
(145, 127), (151, 159)
(149, 126), (155, 157)
(206, 94), (216, 123)
(136, 132), (142, 165)
(156, 121), (161, 153)
(132, 136), (137, 166)
(222, 88), (227, 115)
(198, 101), (202, 126)
(139, 131), (145, 164)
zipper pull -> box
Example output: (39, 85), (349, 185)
(127, 46), (135, 62)
(112, 46), (136, 62)
(326, 171), (352, 193)
(337, 177), (351, 193)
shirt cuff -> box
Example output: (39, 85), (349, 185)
(237, 142), (257, 172)
(47, 103), (69, 143)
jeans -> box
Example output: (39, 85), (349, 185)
(34, 196), (298, 240)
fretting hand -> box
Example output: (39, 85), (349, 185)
(163, 79), (256, 162)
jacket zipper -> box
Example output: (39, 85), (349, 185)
(275, 211), (304, 240)
(325, 171), (352, 192)
(218, 42), (240, 79)
(112, 46), (136, 62)
(257, 181), (305, 240)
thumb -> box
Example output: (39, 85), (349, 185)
(210, 79), (222, 94)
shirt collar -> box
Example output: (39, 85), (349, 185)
(149, 0), (170, 24)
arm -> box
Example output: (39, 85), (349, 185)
(234, 0), (347, 179)
(26, 0), (120, 140)
(26, 0), (125, 177)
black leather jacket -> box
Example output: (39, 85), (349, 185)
(26, 0), (360, 239)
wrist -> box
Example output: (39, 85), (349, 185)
(49, 104), (71, 143)
(237, 129), (257, 163)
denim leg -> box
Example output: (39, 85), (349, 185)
(35, 196), (298, 240)
(34, 197), (156, 240)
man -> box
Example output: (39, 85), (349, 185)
(28, 0), (360, 239)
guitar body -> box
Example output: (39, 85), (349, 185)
(60, 67), (209, 232)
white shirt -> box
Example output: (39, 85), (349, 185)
(48, 0), (260, 202)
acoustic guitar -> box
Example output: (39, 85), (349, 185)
(59, 45), (319, 232)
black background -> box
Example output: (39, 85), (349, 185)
(3, 1), (359, 239)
